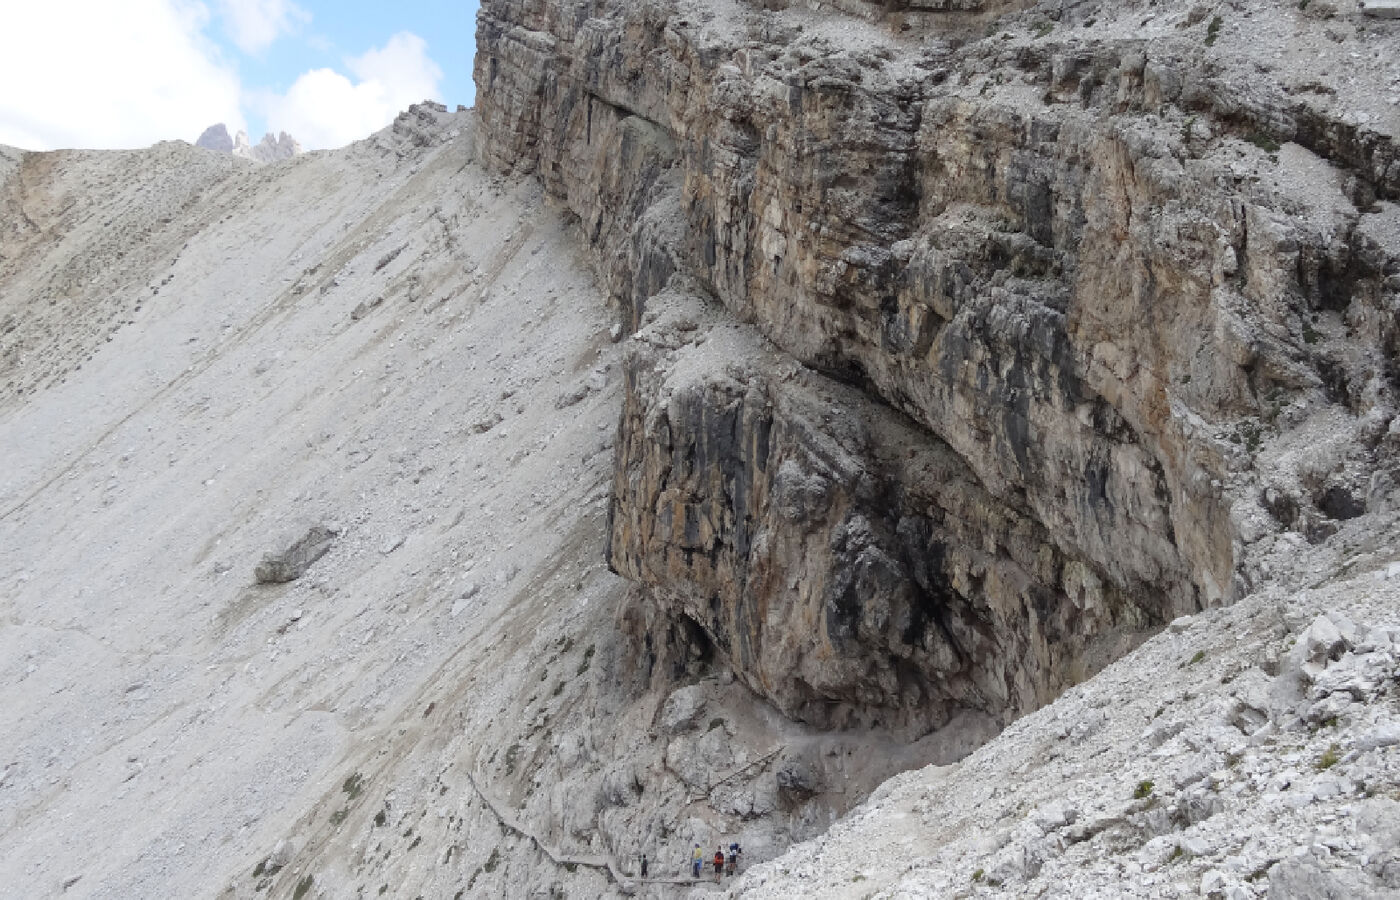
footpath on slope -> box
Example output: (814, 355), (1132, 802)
(467, 760), (770, 894)
(466, 771), (638, 893)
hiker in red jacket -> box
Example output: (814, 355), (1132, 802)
(714, 847), (725, 881)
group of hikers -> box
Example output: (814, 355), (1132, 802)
(633, 840), (744, 882)
(689, 842), (743, 881)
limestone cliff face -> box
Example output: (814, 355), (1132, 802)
(474, 0), (1400, 732)
(608, 293), (1148, 733)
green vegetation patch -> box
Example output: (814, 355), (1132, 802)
(1205, 15), (1223, 45)
(1246, 131), (1281, 154)
(342, 772), (365, 801)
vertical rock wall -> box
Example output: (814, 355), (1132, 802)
(474, 0), (1400, 733)
(607, 294), (1151, 734)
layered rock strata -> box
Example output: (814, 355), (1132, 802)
(610, 291), (1150, 733)
(474, 0), (1400, 732)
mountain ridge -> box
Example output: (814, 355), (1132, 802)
(196, 123), (302, 163)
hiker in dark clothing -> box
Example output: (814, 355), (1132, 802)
(726, 843), (741, 876)
(640, 854), (648, 878)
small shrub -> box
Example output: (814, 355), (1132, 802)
(1170, 845), (1185, 862)
(484, 848), (502, 873)
(1205, 16), (1223, 45)
(1317, 743), (1340, 770)
(342, 772), (365, 801)
(576, 645), (596, 677)
(1303, 322), (1320, 344)
(1247, 131), (1281, 154)
(1188, 650), (1207, 666)
(564, 862), (578, 873)
(293, 875), (314, 900)
(330, 808), (349, 827)
(972, 868), (985, 882)
(1134, 780), (1155, 800)
(708, 717), (726, 731)
(252, 859), (267, 878)
(504, 743), (522, 776)
(1033, 22), (1053, 38)
(374, 809), (387, 827)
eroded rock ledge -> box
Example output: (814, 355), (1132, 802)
(610, 291), (1151, 734)
(473, 0), (1400, 733)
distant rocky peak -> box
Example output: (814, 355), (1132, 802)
(195, 123), (234, 154)
(195, 123), (302, 163)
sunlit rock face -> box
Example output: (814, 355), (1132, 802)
(473, 0), (1400, 732)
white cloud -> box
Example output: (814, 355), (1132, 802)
(0, 0), (244, 151)
(262, 33), (443, 151)
(216, 0), (309, 55)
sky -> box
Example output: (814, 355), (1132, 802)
(0, 0), (480, 152)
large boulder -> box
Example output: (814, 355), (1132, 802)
(254, 526), (337, 584)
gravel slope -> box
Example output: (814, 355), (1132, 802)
(0, 105), (627, 899)
(728, 527), (1400, 899)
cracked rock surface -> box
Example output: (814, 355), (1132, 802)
(475, 0), (1400, 741)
